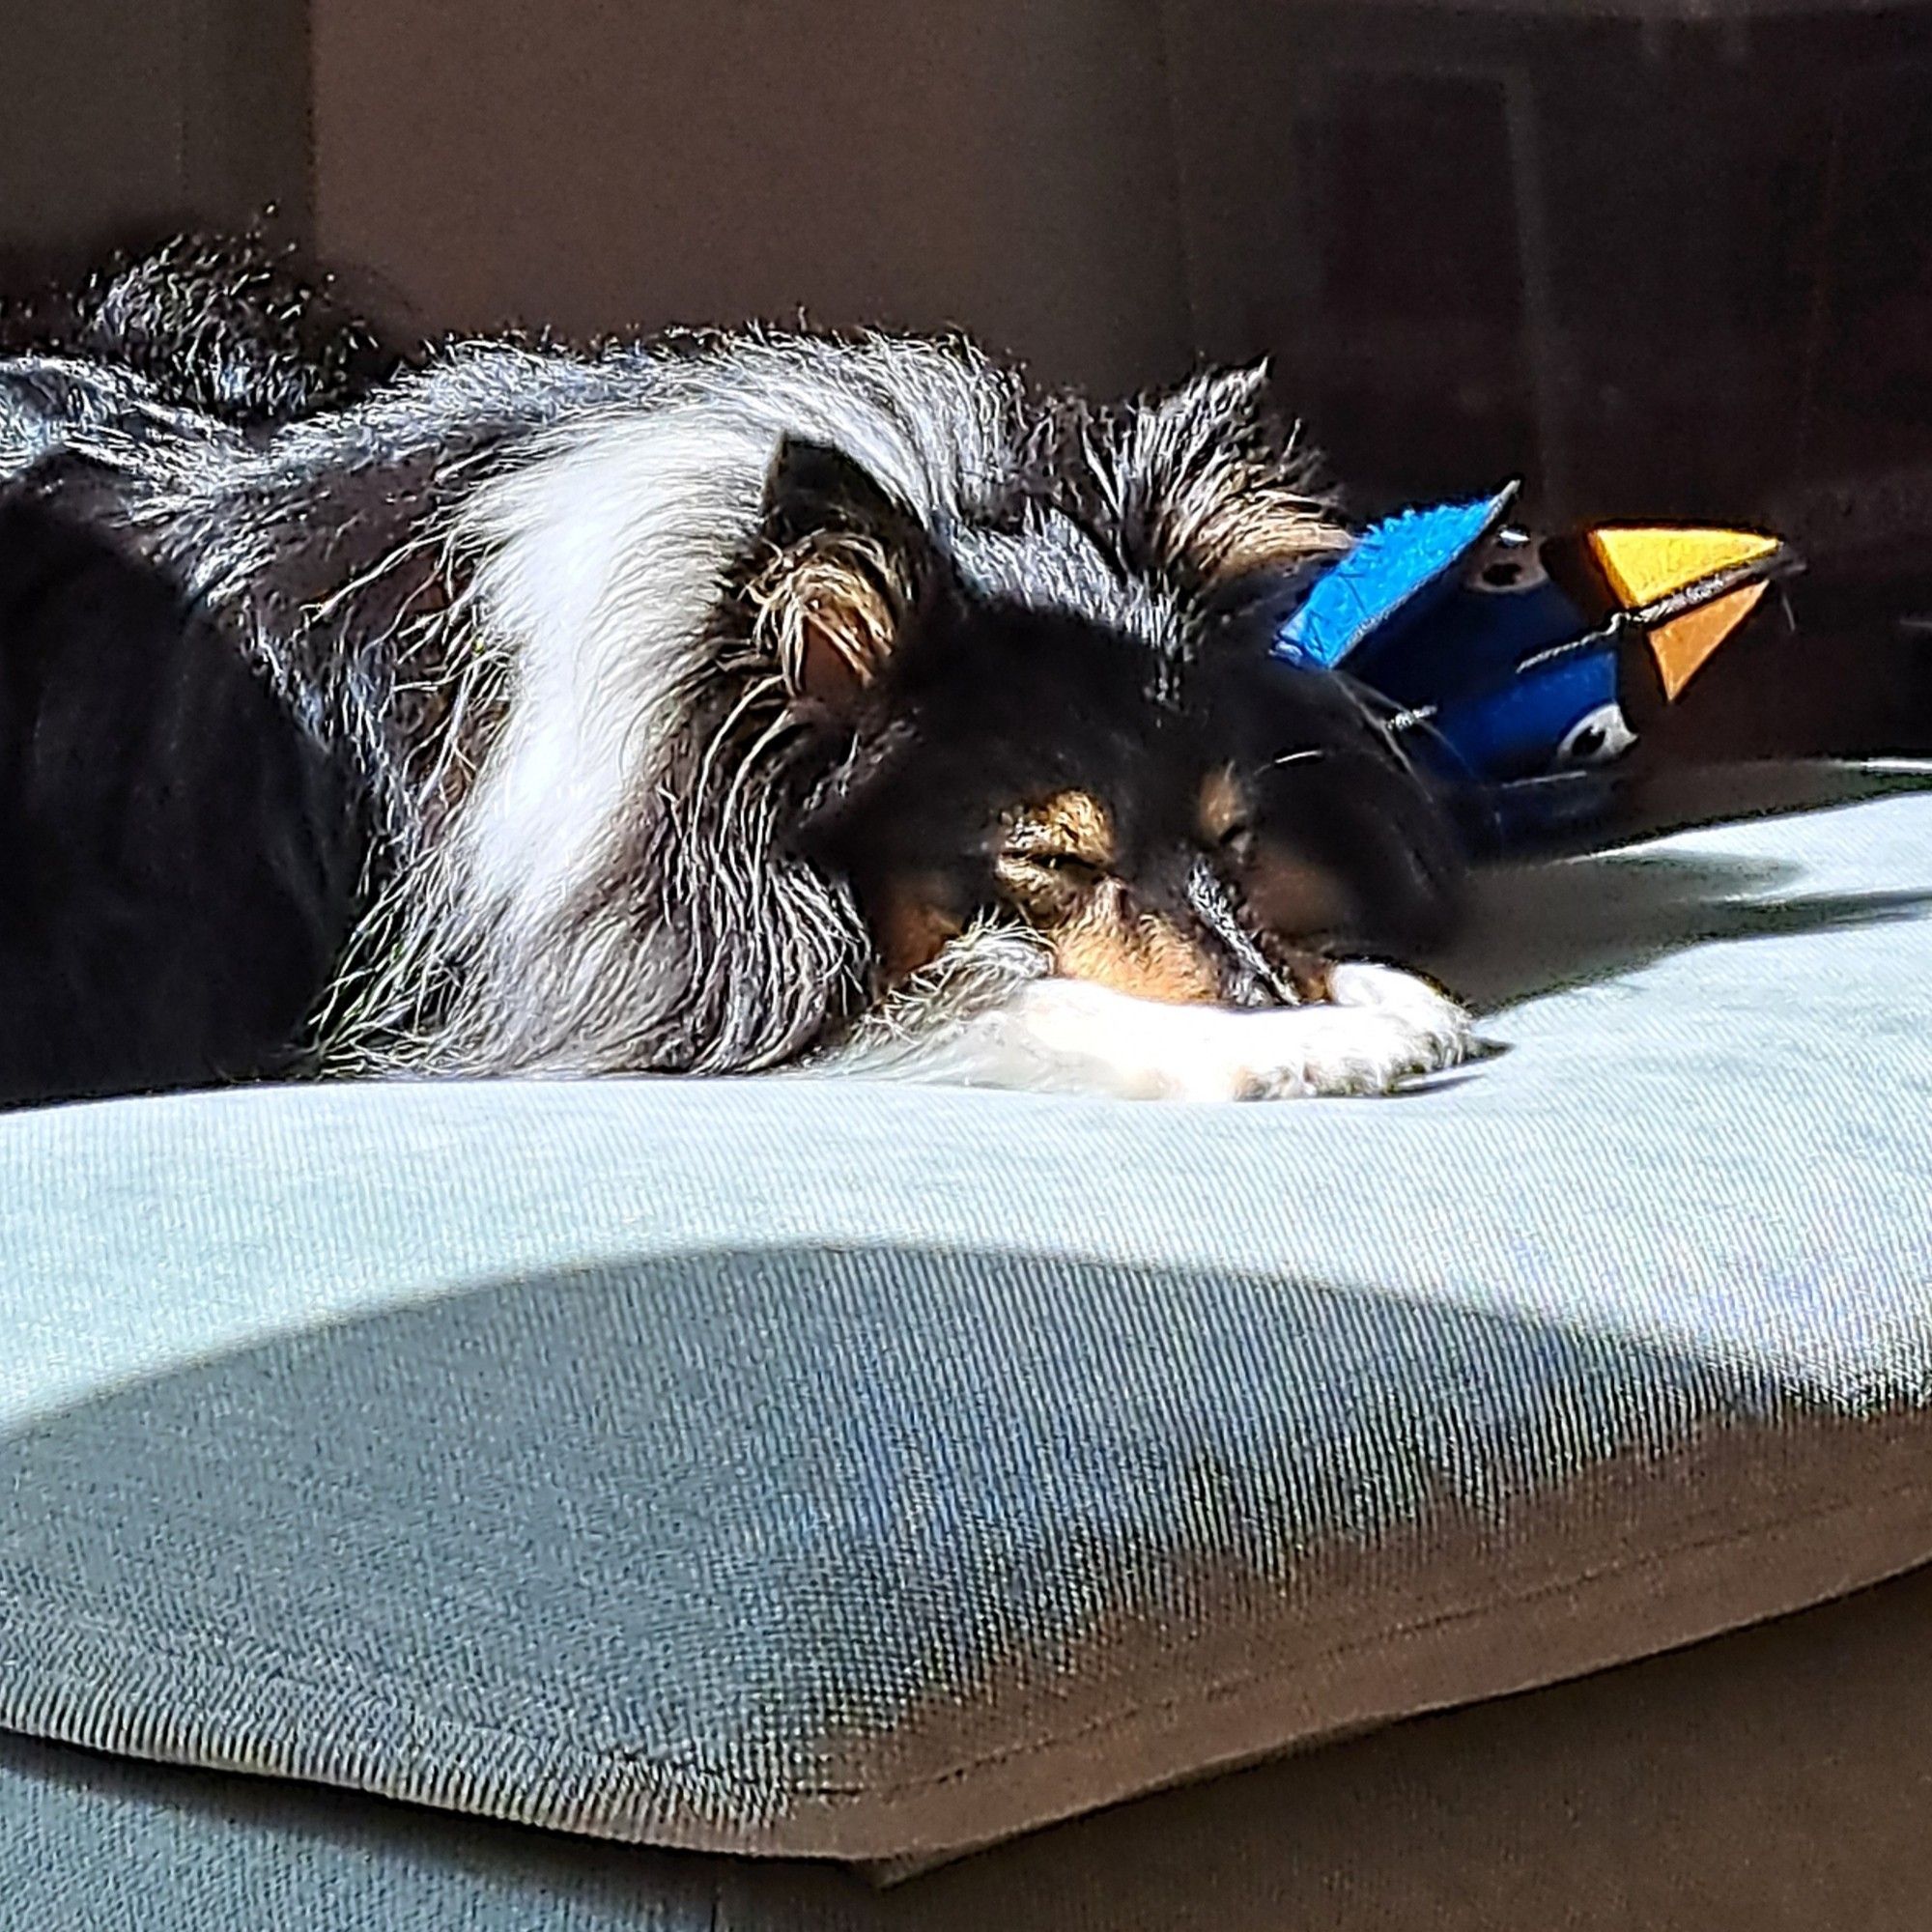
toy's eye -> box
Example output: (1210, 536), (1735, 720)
(1469, 533), (1549, 594)
(1554, 702), (1637, 769)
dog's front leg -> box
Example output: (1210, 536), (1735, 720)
(823, 927), (1472, 1101)
(954, 966), (1471, 1100)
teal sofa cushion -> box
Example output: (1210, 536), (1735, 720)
(3, 768), (1931, 1865)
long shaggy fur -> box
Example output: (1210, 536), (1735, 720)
(2, 240), (1465, 1103)
(0, 231), (401, 424)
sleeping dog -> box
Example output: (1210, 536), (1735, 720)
(0, 241), (1470, 1106)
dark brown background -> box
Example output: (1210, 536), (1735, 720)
(6, 0), (1931, 755)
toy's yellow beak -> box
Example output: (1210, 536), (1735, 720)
(1582, 526), (1799, 700)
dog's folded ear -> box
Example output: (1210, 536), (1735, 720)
(1103, 365), (1350, 607)
(751, 437), (933, 711)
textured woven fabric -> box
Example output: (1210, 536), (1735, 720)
(11, 1561), (1932, 1931)
(3, 769), (1932, 1863)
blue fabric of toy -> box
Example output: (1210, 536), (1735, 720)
(1277, 483), (1520, 670)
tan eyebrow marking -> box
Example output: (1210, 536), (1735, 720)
(1004, 789), (1116, 867)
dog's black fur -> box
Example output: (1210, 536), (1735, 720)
(0, 239), (1469, 1108)
(0, 238), (385, 1103)
(0, 483), (360, 1105)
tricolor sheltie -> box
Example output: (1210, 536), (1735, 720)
(0, 238), (1470, 1107)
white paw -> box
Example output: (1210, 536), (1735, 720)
(992, 969), (1472, 1102)
(1228, 998), (1467, 1100)
(1320, 962), (1473, 1084)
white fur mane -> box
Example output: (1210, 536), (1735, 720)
(327, 332), (1029, 1074)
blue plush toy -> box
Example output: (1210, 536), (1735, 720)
(1274, 483), (1804, 848)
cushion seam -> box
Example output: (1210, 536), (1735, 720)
(3, 1465), (1925, 1806)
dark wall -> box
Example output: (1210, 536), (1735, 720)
(1165, 4), (1932, 521)
(12, 0), (1931, 524)
(312, 0), (1197, 396)
(0, 0), (308, 270)
(5, 0), (1930, 754)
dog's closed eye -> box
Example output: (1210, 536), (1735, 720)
(995, 790), (1117, 903)
(1004, 848), (1104, 881)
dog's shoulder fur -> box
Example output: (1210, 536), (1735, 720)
(16, 327), (1344, 1073)
(3, 242), (1468, 1103)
